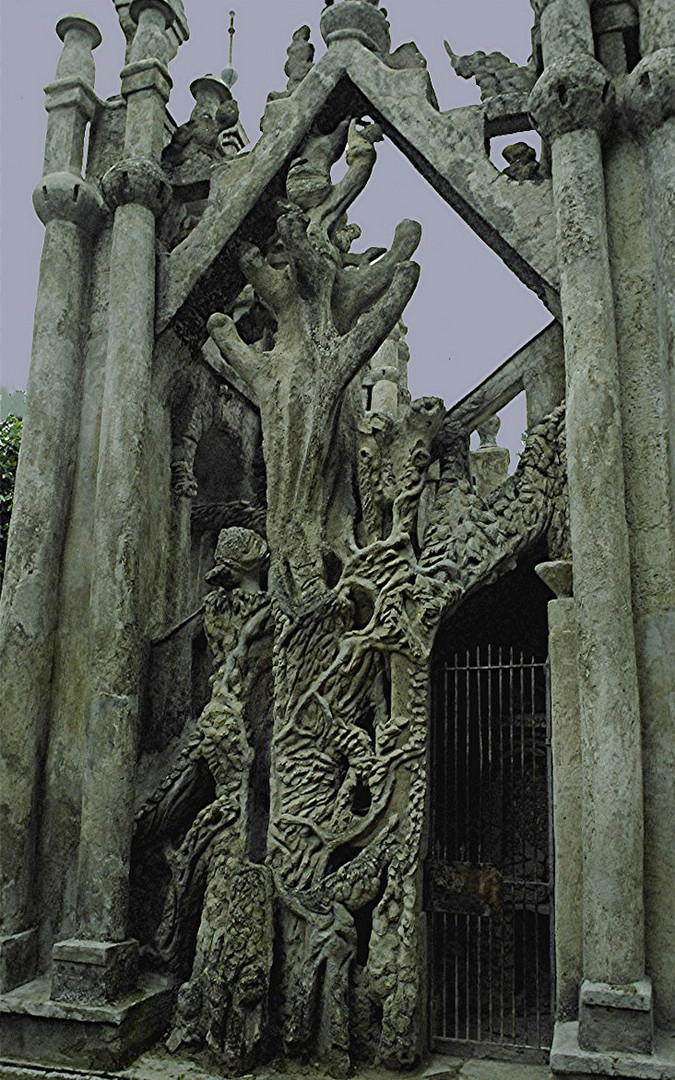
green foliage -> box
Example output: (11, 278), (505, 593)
(0, 414), (23, 584)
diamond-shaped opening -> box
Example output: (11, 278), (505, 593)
(329, 132), (551, 464)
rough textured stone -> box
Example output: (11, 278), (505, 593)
(1, 0), (673, 1076)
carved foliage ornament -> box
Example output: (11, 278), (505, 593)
(137, 116), (569, 1073)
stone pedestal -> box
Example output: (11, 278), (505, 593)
(470, 415), (510, 498)
(579, 979), (653, 1056)
(50, 938), (138, 1006)
(470, 444), (510, 498)
(551, 1021), (675, 1080)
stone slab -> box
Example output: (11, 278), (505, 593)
(581, 982), (652, 1012)
(0, 973), (172, 1071)
(551, 1021), (675, 1078)
(0, 1051), (556, 1080)
(0, 932), (37, 995)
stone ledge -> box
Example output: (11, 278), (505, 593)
(551, 1021), (675, 1079)
(0, 973), (172, 1071)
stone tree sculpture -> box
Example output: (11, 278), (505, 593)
(1, 0), (672, 1077)
(142, 111), (569, 1074)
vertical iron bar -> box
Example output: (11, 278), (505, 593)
(489, 905), (494, 1041)
(465, 914), (470, 1040)
(441, 910), (447, 1039)
(546, 656), (556, 1042)
(499, 647), (505, 1039)
(477, 644), (483, 864)
(454, 911), (459, 1039)
(477, 909), (482, 1041)
(465, 649), (470, 862)
(532, 659), (541, 1047)
(521, 652), (528, 1044)
(454, 653), (459, 862)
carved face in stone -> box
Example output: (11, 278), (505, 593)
(206, 527), (269, 591)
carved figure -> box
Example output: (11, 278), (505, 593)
(444, 41), (536, 100)
(140, 116), (568, 1075)
(502, 141), (540, 181)
(163, 84), (240, 169)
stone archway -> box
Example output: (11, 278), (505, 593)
(427, 552), (554, 1063)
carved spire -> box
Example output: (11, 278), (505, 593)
(221, 9), (238, 88)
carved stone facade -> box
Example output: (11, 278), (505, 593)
(0, 1), (673, 1078)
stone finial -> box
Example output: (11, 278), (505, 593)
(477, 414), (501, 448)
(43, 15), (101, 176)
(320, 0), (391, 54)
(221, 10), (238, 89)
(55, 15), (102, 84)
(163, 74), (243, 169)
(127, 0), (177, 66)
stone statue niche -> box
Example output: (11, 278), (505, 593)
(131, 113), (569, 1076)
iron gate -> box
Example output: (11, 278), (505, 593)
(427, 645), (553, 1061)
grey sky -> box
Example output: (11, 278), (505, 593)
(1, 0), (550, 456)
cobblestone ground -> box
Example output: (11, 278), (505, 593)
(118, 1050), (553, 1080)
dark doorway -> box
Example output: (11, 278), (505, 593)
(427, 554), (554, 1063)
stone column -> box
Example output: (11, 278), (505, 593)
(535, 561), (583, 1023)
(0, 16), (104, 993)
(623, 0), (675, 1030)
(529, 0), (651, 1054)
(50, 0), (179, 1002)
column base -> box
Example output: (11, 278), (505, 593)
(579, 979), (653, 1055)
(0, 930), (38, 994)
(50, 938), (138, 1005)
(551, 1020), (675, 1079)
(0, 972), (172, 1071)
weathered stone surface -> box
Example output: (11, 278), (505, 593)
(0, 974), (172, 1070)
(2, 0), (673, 1075)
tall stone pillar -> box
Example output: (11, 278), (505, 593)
(529, 0), (652, 1055)
(49, 0), (184, 1002)
(535, 561), (583, 1023)
(0, 16), (104, 993)
(622, 0), (675, 1030)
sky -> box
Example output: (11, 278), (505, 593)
(0, 0), (551, 458)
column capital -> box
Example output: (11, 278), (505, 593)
(624, 47), (675, 136)
(54, 14), (101, 86)
(101, 157), (171, 215)
(33, 172), (106, 235)
(529, 55), (615, 140)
